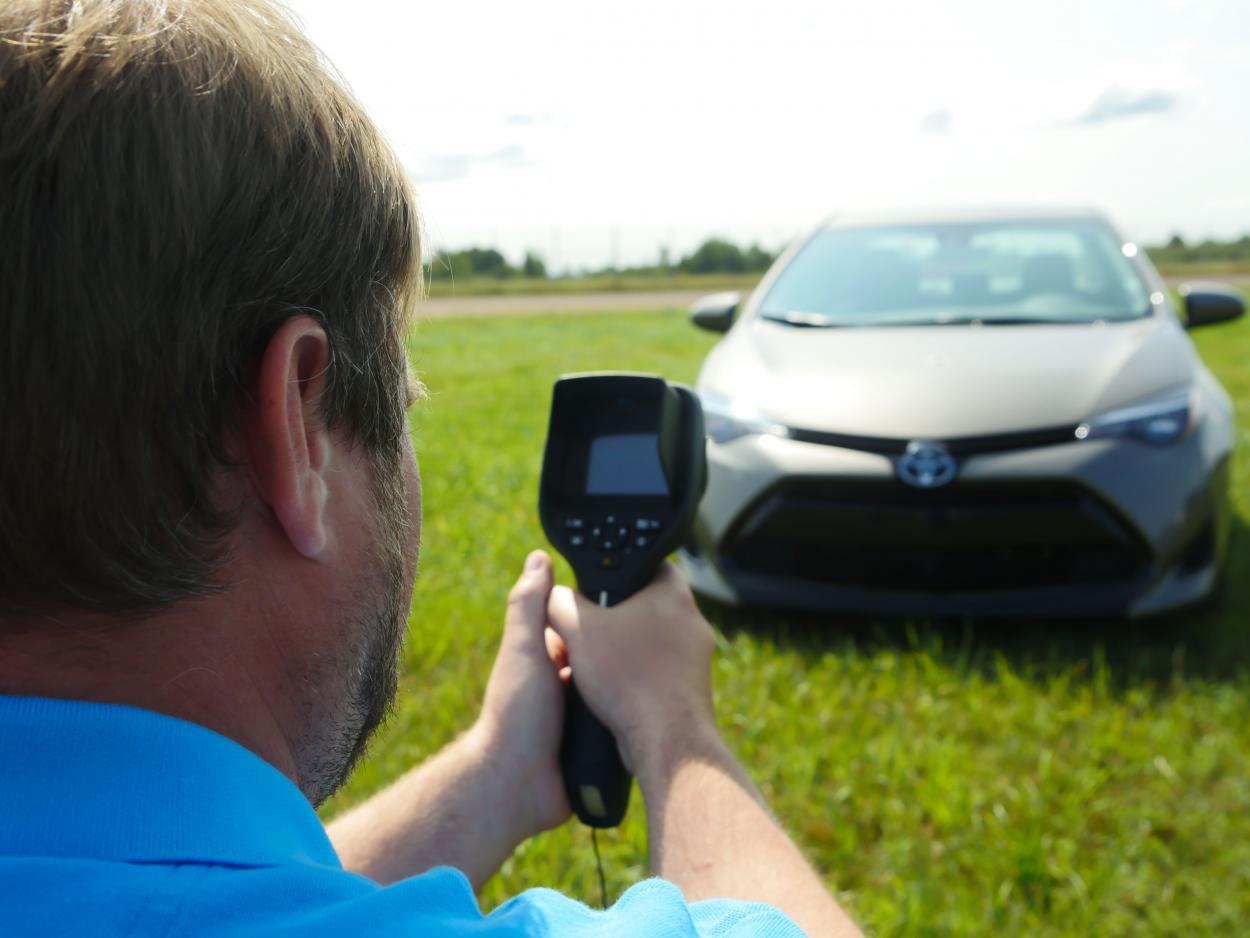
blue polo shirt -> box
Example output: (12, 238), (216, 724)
(0, 695), (802, 937)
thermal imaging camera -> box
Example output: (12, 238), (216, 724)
(539, 373), (707, 828)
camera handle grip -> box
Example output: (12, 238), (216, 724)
(558, 589), (632, 828)
(560, 679), (631, 827)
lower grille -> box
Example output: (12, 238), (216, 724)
(721, 479), (1150, 594)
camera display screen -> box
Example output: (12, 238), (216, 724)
(584, 432), (668, 496)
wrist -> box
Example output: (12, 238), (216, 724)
(625, 712), (728, 794)
(465, 717), (568, 841)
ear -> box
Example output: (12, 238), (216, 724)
(245, 316), (334, 559)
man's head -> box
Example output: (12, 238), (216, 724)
(0, 0), (423, 803)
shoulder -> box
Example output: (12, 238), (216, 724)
(1, 859), (483, 938)
(1, 860), (801, 937)
(173, 864), (487, 936)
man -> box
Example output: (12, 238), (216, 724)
(0, 2), (861, 935)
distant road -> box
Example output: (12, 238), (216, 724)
(418, 289), (711, 318)
(1169, 273), (1250, 287)
(418, 276), (1250, 318)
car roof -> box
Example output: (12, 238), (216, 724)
(820, 205), (1112, 230)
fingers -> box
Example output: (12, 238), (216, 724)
(544, 626), (567, 668)
(544, 584), (583, 651)
(504, 550), (554, 649)
(545, 626), (571, 682)
(646, 560), (694, 599)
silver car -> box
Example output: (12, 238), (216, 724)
(680, 208), (1245, 618)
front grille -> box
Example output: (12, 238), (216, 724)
(721, 479), (1151, 594)
(785, 424), (1080, 456)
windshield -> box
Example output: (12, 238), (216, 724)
(759, 218), (1152, 327)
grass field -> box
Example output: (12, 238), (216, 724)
(321, 298), (1250, 936)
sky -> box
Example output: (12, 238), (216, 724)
(286, 0), (1250, 272)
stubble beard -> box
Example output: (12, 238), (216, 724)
(298, 445), (415, 806)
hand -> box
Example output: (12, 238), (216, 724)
(545, 563), (719, 782)
(473, 550), (571, 838)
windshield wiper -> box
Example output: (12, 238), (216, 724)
(760, 311), (842, 328)
(873, 315), (1093, 327)
(762, 311), (1121, 328)
(957, 317), (1061, 326)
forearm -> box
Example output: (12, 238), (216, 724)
(637, 727), (862, 938)
(326, 724), (524, 890)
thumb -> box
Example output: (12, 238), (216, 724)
(504, 550), (554, 648)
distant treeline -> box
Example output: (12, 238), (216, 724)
(426, 232), (1250, 281)
(1147, 233), (1250, 267)
(428, 237), (778, 280)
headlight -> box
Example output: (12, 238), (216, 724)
(699, 389), (790, 444)
(1076, 387), (1198, 446)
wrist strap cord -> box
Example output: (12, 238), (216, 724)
(591, 586), (611, 910)
(591, 828), (608, 908)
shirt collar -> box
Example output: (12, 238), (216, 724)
(0, 694), (340, 869)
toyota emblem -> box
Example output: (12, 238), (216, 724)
(896, 440), (957, 489)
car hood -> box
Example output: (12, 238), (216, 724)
(699, 315), (1196, 439)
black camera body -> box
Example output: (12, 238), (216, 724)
(539, 373), (707, 827)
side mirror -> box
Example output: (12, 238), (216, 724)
(1180, 281), (1245, 329)
(690, 291), (740, 333)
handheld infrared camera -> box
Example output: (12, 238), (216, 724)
(539, 373), (707, 827)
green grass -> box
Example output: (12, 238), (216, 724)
(321, 299), (1250, 936)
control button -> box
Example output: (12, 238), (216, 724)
(580, 784), (608, 818)
(637, 518), (662, 530)
(605, 515), (617, 526)
(564, 517), (585, 530)
(617, 526), (628, 539)
(568, 534), (585, 548)
(599, 553), (619, 569)
(634, 535), (651, 548)
(602, 539), (616, 550)
(591, 526), (602, 538)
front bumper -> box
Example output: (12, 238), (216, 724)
(680, 427), (1230, 619)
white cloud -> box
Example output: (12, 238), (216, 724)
(1069, 87), (1179, 126)
(412, 146), (531, 183)
(918, 109), (954, 136)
